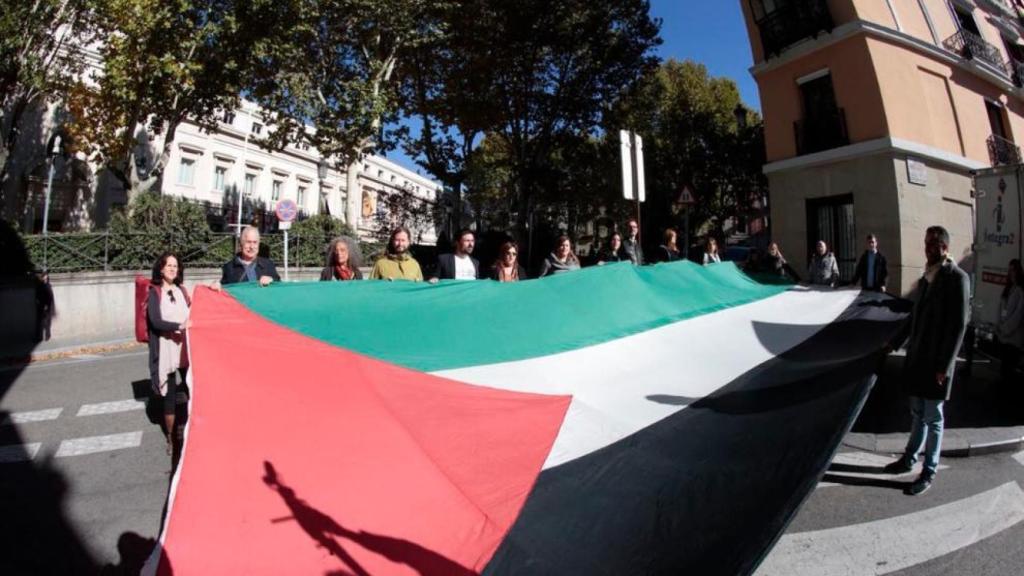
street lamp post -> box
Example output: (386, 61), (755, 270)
(42, 134), (64, 238)
(41, 134), (64, 273)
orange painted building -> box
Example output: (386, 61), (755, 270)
(740, 0), (1024, 293)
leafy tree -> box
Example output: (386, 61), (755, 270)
(1, 0), (94, 214)
(399, 0), (660, 248)
(396, 0), (496, 235)
(65, 0), (277, 202)
(608, 59), (766, 249)
(107, 190), (215, 267)
(370, 187), (437, 247)
(288, 213), (358, 267)
(250, 0), (447, 228)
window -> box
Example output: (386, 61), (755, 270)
(272, 180), (283, 202)
(378, 170), (385, 178)
(806, 194), (856, 281)
(795, 72), (848, 154)
(251, 122), (263, 136)
(177, 158), (195, 186)
(222, 112), (235, 125)
(953, 6), (980, 36)
(297, 185), (307, 207)
(244, 173), (257, 196)
(987, 100), (1009, 140)
(213, 166), (227, 191)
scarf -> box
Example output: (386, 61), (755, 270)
(334, 263), (354, 281)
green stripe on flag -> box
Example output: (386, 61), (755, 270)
(226, 261), (787, 371)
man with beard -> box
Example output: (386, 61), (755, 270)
(369, 226), (424, 282)
(884, 226), (970, 496)
(430, 229), (480, 281)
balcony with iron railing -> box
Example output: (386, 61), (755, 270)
(943, 29), (1010, 76)
(988, 133), (1022, 165)
(794, 108), (849, 156)
(755, 1), (834, 58)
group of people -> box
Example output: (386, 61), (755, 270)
(142, 223), (1022, 482)
(752, 234), (887, 291)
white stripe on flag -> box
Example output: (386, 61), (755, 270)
(2, 408), (63, 425)
(437, 289), (872, 468)
(55, 431), (143, 458)
(77, 399), (146, 417)
(755, 482), (1024, 576)
(0, 443), (41, 463)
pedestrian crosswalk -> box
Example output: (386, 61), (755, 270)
(0, 392), (185, 463)
(76, 399), (146, 417)
(54, 431), (144, 458)
(1, 407), (63, 425)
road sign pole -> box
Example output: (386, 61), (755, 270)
(283, 229), (289, 282)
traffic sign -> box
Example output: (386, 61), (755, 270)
(678, 186), (695, 205)
(275, 199), (298, 222)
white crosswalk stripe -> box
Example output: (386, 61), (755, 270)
(55, 431), (144, 458)
(1, 408), (63, 426)
(77, 399), (146, 417)
(756, 482), (1024, 576)
(0, 442), (41, 463)
(818, 451), (948, 488)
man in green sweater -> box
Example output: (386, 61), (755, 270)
(370, 226), (423, 281)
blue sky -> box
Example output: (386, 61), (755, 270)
(650, 0), (760, 110)
(386, 0), (759, 175)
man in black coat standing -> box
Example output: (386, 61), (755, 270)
(431, 228), (480, 281)
(220, 226), (281, 286)
(851, 233), (888, 292)
(884, 226), (970, 495)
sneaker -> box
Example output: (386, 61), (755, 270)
(883, 457), (913, 475)
(905, 472), (934, 496)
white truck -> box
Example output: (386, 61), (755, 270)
(972, 165), (1023, 339)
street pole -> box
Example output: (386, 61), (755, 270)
(42, 134), (63, 272)
(283, 229), (289, 281)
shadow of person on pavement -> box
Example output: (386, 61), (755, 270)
(261, 461), (477, 576)
(0, 221), (104, 575)
(818, 473), (910, 491)
(99, 531), (171, 576)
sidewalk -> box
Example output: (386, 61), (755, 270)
(845, 351), (1024, 457)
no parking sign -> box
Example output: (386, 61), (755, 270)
(275, 199), (298, 280)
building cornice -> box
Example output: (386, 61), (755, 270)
(750, 19), (1019, 97)
(762, 137), (988, 175)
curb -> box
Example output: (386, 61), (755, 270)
(844, 433), (1024, 458)
(942, 437), (1024, 458)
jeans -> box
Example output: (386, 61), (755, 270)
(902, 396), (944, 475)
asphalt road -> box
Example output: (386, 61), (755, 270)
(0, 348), (172, 575)
(1, 349), (1022, 575)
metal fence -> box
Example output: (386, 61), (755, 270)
(21, 231), (351, 274)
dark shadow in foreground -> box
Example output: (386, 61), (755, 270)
(262, 461), (476, 576)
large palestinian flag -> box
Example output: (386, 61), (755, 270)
(147, 261), (906, 575)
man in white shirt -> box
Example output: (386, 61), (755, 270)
(431, 229), (481, 281)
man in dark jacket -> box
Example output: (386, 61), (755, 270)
(220, 226), (281, 286)
(884, 226), (970, 496)
(851, 233), (888, 292)
(430, 229), (480, 281)
(622, 218), (644, 265)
